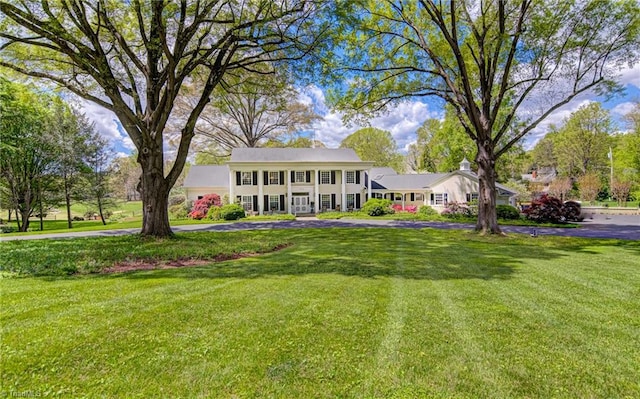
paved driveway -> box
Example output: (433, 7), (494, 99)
(2, 215), (638, 241)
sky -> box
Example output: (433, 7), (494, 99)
(83, 63), (640, 158)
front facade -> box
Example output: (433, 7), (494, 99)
(185, 148), (375, 215)
(183, 150), (517, 214)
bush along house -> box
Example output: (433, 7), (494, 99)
(183, 148), (516, 215)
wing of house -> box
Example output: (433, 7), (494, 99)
(183, 150), (517, 214)
(368, 158), (517, 209)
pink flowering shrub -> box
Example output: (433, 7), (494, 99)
(189, 194), (222, 220)
(391, 204), (418, 213)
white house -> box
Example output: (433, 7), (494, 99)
(183, 149), (516, 214)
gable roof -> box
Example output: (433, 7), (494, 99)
(369, 167), (398, 180)
(230, 148), (365, 163)
(183, 165), (229, 188)
(371, 173), (449, 190)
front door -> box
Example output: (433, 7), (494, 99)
(293, 195), (309, 213)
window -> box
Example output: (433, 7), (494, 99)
(466, 193), (479, 202)
(373, 192), (383, 199)
(415, 193), (424, 201)
(269, 195), (280, 211)
(269, 171), (280, 185)
(394, 193), (403, 201)
(320, 194), (331, 210)
(434, 193), (448, 205)
(241, 172), (253, 185)
(320, 171), (330, 185)
(346, 193), (355, 209)
(295, 171), (306, 183)
(241, 195), (253, 211)
(345, 171), (355, 184)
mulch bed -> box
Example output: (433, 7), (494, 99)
(101, 243), (292, 274)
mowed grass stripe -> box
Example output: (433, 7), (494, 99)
(1, 228), (639, 398)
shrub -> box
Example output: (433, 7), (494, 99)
(418, 205), (438, 216)
(168, 195), (186, 206)
(362, 198), (393, 216)
(1, 225), (17, 233)
(523, 194), (564, 223)
(496, 205), (520, 220)
(84, 210), (97, 220)
(562, 201), (583, 222)
(441, 202), (474, 219)
(207, 205), (222, 220)
(219, 204), (246, 220)
(189, 194), (222, 220)
(72, 216), (85, 221)
(169, 204), (189, 219)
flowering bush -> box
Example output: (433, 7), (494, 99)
(441, 202), (474, 219)
(391, 204), (418, 213)
(189, 194), (222, 220)
(524, 194), (580, 223)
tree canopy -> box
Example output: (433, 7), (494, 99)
(339, 127), (404, 172)
(323, 0), (640, 233)
(0, 0), (325, 237)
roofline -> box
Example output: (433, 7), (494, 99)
(227, 161), (376, 168)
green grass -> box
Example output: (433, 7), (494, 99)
(1, 228), (639, 398)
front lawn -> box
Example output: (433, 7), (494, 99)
(1, 228), (638, 398)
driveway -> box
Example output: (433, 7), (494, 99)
(2, 215), (638, 241)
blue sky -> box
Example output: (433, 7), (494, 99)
(84, 63), (640, 157)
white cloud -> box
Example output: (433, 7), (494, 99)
(611, 101), (636, 116)
(74, 100), (136, 151)
(304, 86), (436, 152)
(524, 99), (595, 149)
(618, 63), (640, 88)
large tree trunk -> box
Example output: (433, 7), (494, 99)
(475, 142), (502, 235)
(138, 147), (173, 237)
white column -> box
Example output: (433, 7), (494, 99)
(367, 169), (371, 201)
(424, 192), (428, 206)
(402, 193), (405, 209)
(287, 169), (292, 214)
(258, 169), (264, 215)
(314, 169), (319, 213)
(341, 169), (346, 212)
(228, 168), (234, 205)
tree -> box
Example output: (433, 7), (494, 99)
(325, 0), (640, 234)
(415, 108), (475, 173)
(110, 154), (141, 202)
(183, 72), (319, 155)
(530, 131), (559, 173)
(577, 172), (601, 204)
(340, 128), (404, 172)
(85, 132), (116, 225)
(548, 177), (572, 202)
(49, 100), (95, 229)
(0, 78), (57, 231)
(611, 179), (632, 206)
(1, 0), (323, 237)
(553, 103), (613, 178)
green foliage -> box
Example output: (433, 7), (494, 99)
(340, 128), (404, 172)
(496, 205), (520, 220)
(220, 204), (246, 220)
(1, 229), (638, 398)
(418, 205), (438, 216)
(362, 198), (394, 216)
(207, 205), (222, 220)
(169, 204), (189, 220)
